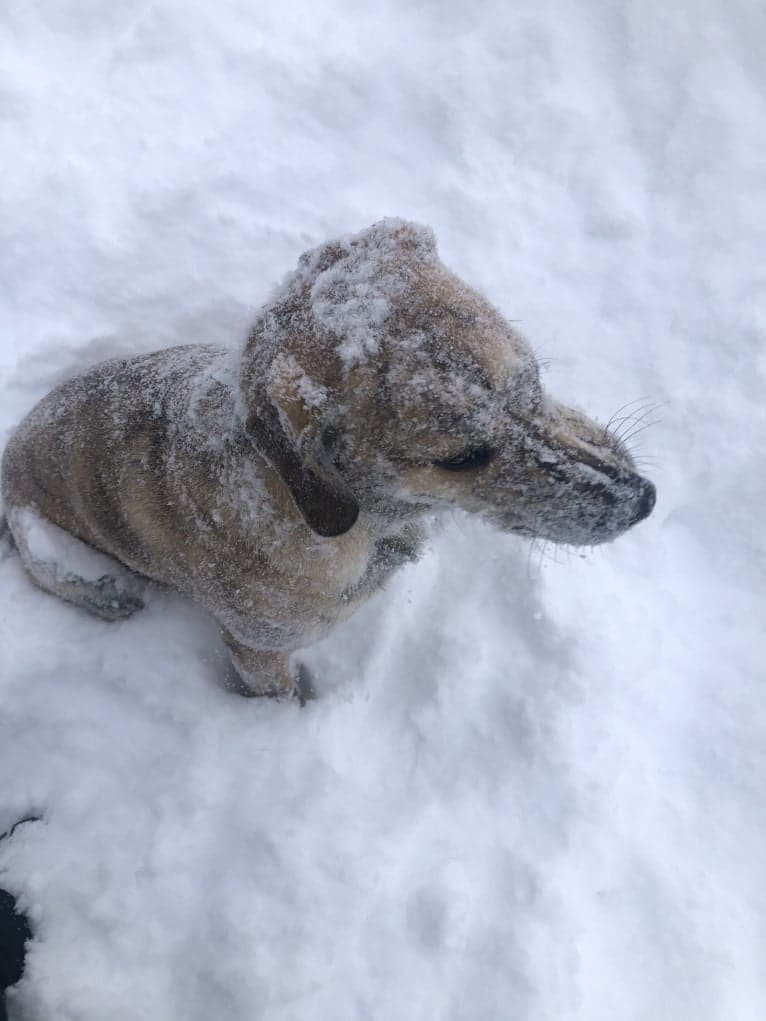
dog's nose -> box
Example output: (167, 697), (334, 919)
(631, 478), (656, 525)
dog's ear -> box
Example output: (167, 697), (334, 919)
(240, 219), (437, 535)
(245, 352), (359, 538)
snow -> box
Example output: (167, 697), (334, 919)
(1, 1), (765, 1019)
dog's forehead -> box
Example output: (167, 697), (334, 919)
(388, 270), (535, 390)
(442, 311), (533, 387)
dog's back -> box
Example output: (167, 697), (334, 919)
(1, 344), (233, 571)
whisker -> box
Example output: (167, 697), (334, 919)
(614, 403), (661, 442)
(605, 396), (653, 433)
(610, 406), (656, 436)
(621, 417), (662, 446)
(526, 533), (539, 579)
(626, 440), (659, 457)
(610, 398), (669, 441)
(623, 436), (659, 459)
(533, 527), (552, 571)
(525, 515), (545, 578)
(541, 540), (553, 569)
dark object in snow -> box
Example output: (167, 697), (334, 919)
(0, 889), (31, 1021)
(0, 219), (655, 700)
(0, 817), (38, 1021)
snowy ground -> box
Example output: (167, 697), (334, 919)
(1, 1), (765, 1018)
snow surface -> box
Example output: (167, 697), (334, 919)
(1, 1), (765, 1019)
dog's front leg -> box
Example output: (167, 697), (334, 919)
(220, 631), (315, 704)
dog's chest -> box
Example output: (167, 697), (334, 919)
(207, 515), (380, 647)
(269, 522), (378, 607)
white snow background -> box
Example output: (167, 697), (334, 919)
(1, 1), (765, 1019)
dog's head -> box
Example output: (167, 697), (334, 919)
(241, 219), (655, 544)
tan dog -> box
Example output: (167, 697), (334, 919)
(1, 220), (655, 698)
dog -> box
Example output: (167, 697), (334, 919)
(1, 219), (655, 698)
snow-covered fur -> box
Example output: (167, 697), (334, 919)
(0, 219), (654, 696)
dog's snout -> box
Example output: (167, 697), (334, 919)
(631, 478), (656, 525)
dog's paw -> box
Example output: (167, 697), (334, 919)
(222, 655), (317, 705)
(79, 575), (145, 621)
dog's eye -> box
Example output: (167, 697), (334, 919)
(434, 445), (495, 471)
